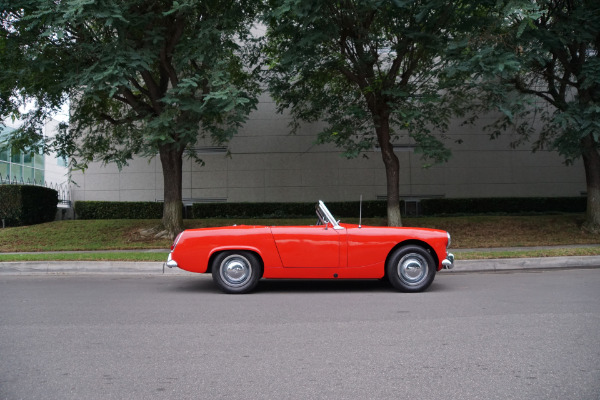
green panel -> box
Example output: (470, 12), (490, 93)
(11, 163), (22, 182)
(35, 152), (45, 168)
(23, 166), (34, 184)
(0, 147), (8, 162)
(0, 161), (9, 181)
(11, 148), (22, 164)
(0, 127), (14, 165)
(24, 152), (34, 167)
(34, 168), (45, 184)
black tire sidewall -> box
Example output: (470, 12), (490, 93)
(386, 245), (436, 292)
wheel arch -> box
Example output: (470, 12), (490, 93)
(385, 239), (440, 270)
(207, 249), (265, 277)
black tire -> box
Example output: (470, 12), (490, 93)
(211, 251), (262, 294)
(386, 245), (436, 292)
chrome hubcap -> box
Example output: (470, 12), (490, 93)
(397, 253), (428, 286)
(220, 255), (251, 287)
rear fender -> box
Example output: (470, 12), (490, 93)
(207, 247), (264, 274)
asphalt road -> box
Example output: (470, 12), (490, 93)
(1, 270), (599, 400)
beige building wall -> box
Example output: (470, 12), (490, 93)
(70, 94), (586, 204)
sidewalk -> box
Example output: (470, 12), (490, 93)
(451, 244), (600, 272)
(1, 248), (599, 275)
(447, 255), (600, 273)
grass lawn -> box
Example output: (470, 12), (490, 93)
(0, 214), (599, 261)
(0, 252), (168, 262)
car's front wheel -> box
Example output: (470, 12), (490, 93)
(212, 251), (262, 294)
(386, 245), (436, 292)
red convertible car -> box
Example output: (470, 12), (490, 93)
(166, 201), (454, 293)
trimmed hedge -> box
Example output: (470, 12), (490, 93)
(420, 197), (587, 216)
(191, 200), (388, 219)
(325, 201), (389, 218)
(75, 201), (163, 219)
(72, 200), (387, 220)
(193, 197), (586, 218)
(192, 201), (313, 219)
(0, 185), (58, 227)
(72, 197), (586, 220)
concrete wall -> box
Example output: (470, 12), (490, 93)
(70, 94), (586, 204)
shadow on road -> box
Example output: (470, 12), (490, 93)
(257, 279), (392, 293)
(165, 276), (452, 294)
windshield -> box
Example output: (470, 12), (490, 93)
(316, 200), (341, 229)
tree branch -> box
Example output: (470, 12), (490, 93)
(99, 113), (137, 126)
(159, 15), (185, 89)
(140, 71), (163, 114)
(129, 76), (150, 97)
(114, 88), (154, 116)
(510, 76), (563, 109)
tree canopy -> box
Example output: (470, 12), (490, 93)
(264, 0), (481, 226)
(0, 0), (262, 237)
(454, 0), (600, 232)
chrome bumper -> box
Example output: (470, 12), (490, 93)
(442, 253), (455, 269)
(165, 253), (179, 269)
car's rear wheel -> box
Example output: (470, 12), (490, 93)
(212, 251), (262, 294)
(386, 245), (436, 292)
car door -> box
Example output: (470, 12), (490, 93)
(270, 225), (341, 268)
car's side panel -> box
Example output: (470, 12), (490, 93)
(270, 226), (341, 268)
(260, 262), (385, 279)
(172, 226), (283, 273)
(342, 224), (449, 271)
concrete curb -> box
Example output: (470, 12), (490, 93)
(0, 261), (191, 275)
(1, 256), (599, 275)
(442, 255), (600, 273)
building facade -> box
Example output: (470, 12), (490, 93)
(0, 125), (46, 185)
(70, 94), (586, 205)
(0, 119), (69, 197)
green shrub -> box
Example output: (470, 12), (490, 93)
(191, 202), (315, 219)
(191, 200), (389, 219)
(326, 200), (389, 218)
(420, 197), (586, 216)
(72, 197), (586, 221)
(75, 201), (163, 219)
(193, 198), (584, 219)
(0, 185), (58, 226)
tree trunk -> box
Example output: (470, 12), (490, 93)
(159, 144), (185, 239)
(581, 134), (600, 234)
(375, 115), (402, 227)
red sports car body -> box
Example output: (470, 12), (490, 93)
(166, 201), (454, 293)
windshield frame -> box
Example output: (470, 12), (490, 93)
(316, 200), (343, 230)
